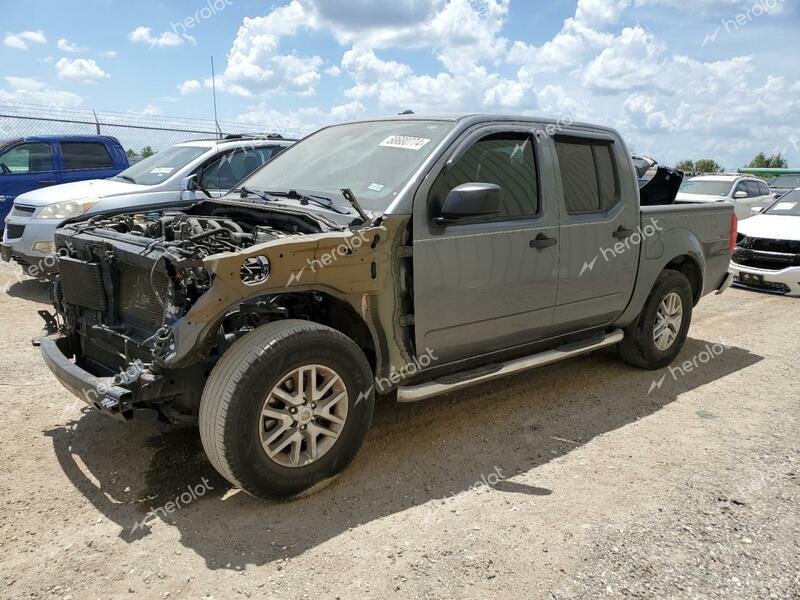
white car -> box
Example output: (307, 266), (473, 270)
(676, 175), (773, 221)
(1, 135), (294, 275)
(729, 189), (800, 296)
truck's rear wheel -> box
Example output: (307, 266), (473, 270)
(199, 319), (375, 500)
(619, 269), (693, 370)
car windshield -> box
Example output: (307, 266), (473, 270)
(766, 174), (800, 189)
(765, 190), (800, 216)
(112, 145), (210, 186)
(238, 120), (456, 211)
(679, 179), (733, 196)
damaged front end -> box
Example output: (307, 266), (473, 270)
(40, 199), (388, 423)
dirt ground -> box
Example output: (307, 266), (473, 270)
(0, 264), (798, 600)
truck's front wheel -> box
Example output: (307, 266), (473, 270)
(619, 269), (693, 370)
(199, 320), (375, 500)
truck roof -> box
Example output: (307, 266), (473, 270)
(0, 134), (123, 145)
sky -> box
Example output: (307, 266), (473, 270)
(1, 0), (798, 168)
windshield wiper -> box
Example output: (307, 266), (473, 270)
(237, 187), (274, 202)
(116, 174), (137, 184)
(263, 189), (352, 215)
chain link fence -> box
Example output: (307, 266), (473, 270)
(0, 102), (315, 162)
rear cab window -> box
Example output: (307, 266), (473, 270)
(61, 142), (114, 170)
(429, 132), (540, 221)
(554, 136), (619, 214)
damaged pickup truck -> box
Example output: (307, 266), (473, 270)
(38, 115), (736, 499)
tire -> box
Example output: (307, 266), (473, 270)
(619, 269), (694, 370)
(199, 319), (375, 500)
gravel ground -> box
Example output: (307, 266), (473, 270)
(0, 265), (798, 600)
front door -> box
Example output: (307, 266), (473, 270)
(0, 141), (58, 225)
(552, 133), (640, 330)
(413, 129), (560, 363)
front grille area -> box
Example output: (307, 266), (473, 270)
(4, 224), (25, 239)
(58, 257), (108, 310)
(11, 204), (36, 217)
(734, 237), (800, 271)
(116, 264), (169, 328)
(733, 277), (791, 295)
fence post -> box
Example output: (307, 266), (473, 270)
(93, 110), (100, 135)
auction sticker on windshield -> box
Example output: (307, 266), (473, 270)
(379, 136), (431, 151)
(150, 167), (175, 175)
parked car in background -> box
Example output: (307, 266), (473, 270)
(1, 135), (294, 275)
(738, 168), (800, 199)
(38, 114), (735, 499)
(0, 135), (128, 226)
(730, 189), (800, 296)
(676, 174), (773, 220)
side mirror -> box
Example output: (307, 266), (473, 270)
(733, 190), (748, 199)
(434, 183), (502, 225)
(181, 174), (198, 192)
(751, 206), (763, 215)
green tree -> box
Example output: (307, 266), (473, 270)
(141, 146), (155, 158)
(747, 152), (787, 169)
(675, 159), (695, 173)
(125, 148), (138, 158)
(693, 159), (724, 174)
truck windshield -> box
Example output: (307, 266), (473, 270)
(111, 145), (210, 186)
(766, 174), (800, 189)
(679, 180), (733, 196)
(765, 191), (800, 216)
(238, 120), (456, 211)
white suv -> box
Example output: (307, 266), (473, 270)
(676, 175), (773, 221)
(1, 135), (294, 275)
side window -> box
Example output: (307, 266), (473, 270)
(759, 182), (771, 196)
(0, 142), (53, 174)
(61, 142), (114, 170)
(200, 148), (271, 190)
(745, 181), (761, 197)
(554, 137), (619, 214)
(733, 182), (747, 197)
(430, 133), (539, 220)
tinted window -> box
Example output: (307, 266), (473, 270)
(0, 142), (53, 173)
(555, 137), (619, 213)
(759, 182), (771, 196)
(200, 147), (278, 190)
(61, 142), (114, 170)
(744, 181), (762, 197)
(430, 133), (539, 219)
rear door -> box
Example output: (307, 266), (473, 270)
(0, 141), (58, 223)
(413, 127), (560, 363)
(552, 133), (640, 330)
(58, 140), (118, 184)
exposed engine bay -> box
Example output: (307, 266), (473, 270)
(47, 201), (348, 422)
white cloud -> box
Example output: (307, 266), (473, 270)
(582, 26), (664, 92)
(178, 80), (203, 95)
(0, 76), (83, 107)
(57, 38), (87, 53)
(100, 50), (118, 58)
(4, 30), (47, 50)
(128, 26), (195, 48)
(142, 104), (163, 116)
(55, 57), (109, 83)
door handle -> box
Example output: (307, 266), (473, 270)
(38, 180), (57, 186)
(612, 226), (634, 239)
(530, 233), (557, 249)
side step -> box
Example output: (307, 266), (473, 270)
(396, 329), (624, 403)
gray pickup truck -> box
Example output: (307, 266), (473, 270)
(38, 114), (735, 499)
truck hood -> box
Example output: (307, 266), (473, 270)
(738, 214), (800, 242)
(14, 179), (149, 207)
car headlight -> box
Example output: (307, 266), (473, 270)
(36, 198), (99, 220)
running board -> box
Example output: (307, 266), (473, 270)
(396, 329), (624, 403)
